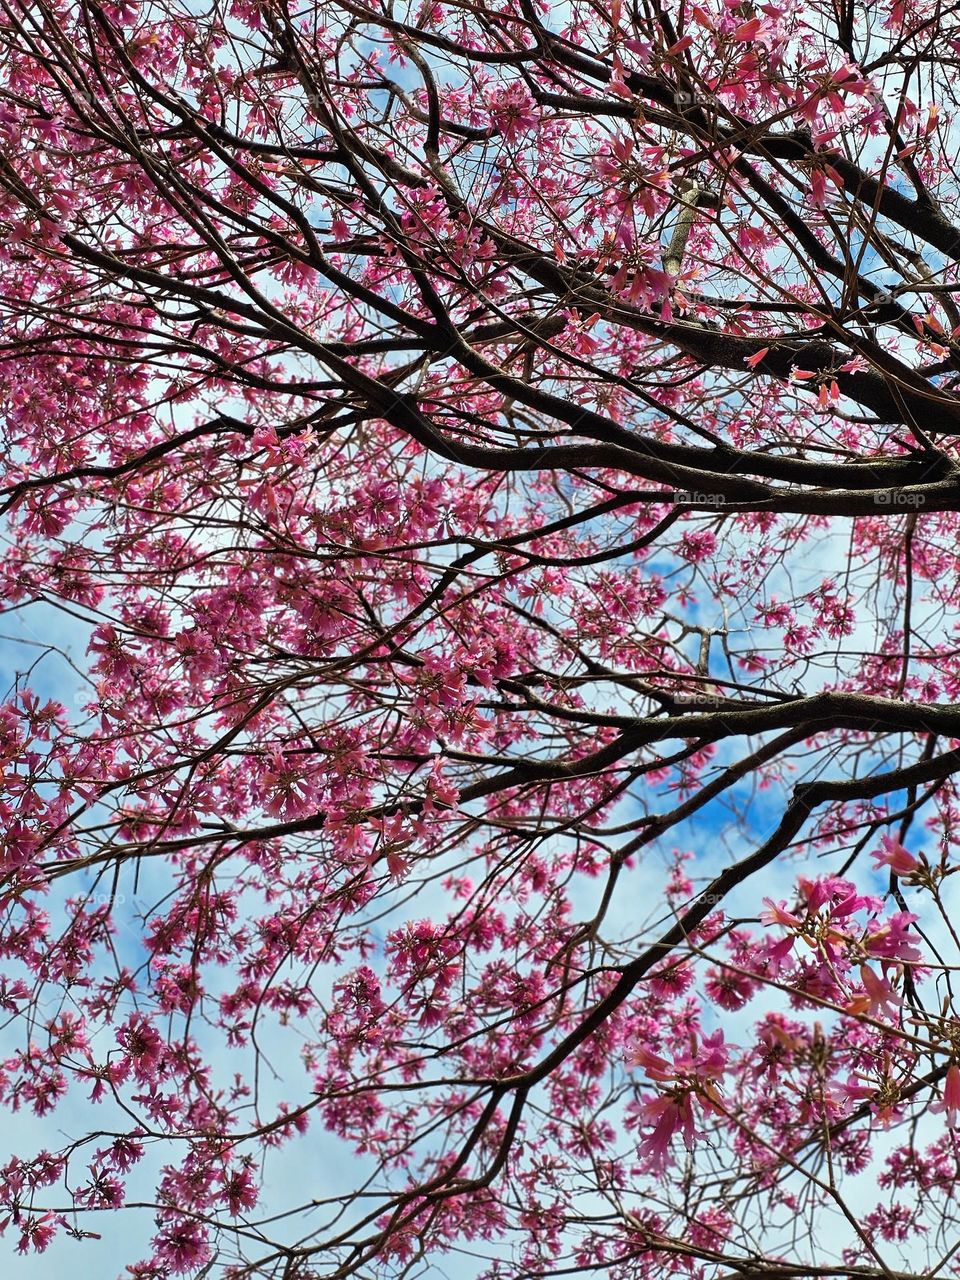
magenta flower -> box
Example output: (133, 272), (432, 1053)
(863, 911), (923, 963)
(760, 898), (802, 929)
(932, 1065), (960, 1128)
(488, 84), (539, 142)
(872, 835), (920, 878)
(637, 1092), (697, 1172)
(847, 964), (901, 1021)
(631, 1045), (674, 1082)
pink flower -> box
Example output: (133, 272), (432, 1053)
(0, 821), (39, 873)
(763, 934), (797, 977)
(831, 1074), (901, 1127)
(797, 876), (831, 913)
(154, 1217), (212, 1273)
(872, 835), (920, 878)
(631, 1045), (674, 1081)
(734, 15), (764, 40)
(830, 889), (868, 919)
(932, 1064), (960, 1127)
(705, 966), (757, 1010)
(760, 898), (802, 929)
(224, 1165), (258, 1215)
(488, 84), (539, 142)
(116, 1015), (164, 1084)
(15, 1211), (62, 1254)
(680, 530), (718, 563)
(637, 1092), (696, 1171)
(385, 848), (410, 880)
(847, 964), (901, 1021)
(862, 911), (922, 963)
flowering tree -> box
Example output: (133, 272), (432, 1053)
(3, 0), (960, 1274)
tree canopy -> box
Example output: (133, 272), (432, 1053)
(1, 0), (960, 1275)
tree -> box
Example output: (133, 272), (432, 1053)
(1, 0), (960, 1273)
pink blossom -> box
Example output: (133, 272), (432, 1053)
(705, 965), (757, 1010)
(872, 835), (920, 878)
(931, 1065), (960, 1128)
(847, 965), (901, 1021)
(15, 1211), (62, 1254)
(862, 911), (923, 963)
(760, 898), (803, 929)
(637, 1092), (697, 1171)
(488, 84), (539, 141)
(154, 1218), (212, 1273)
